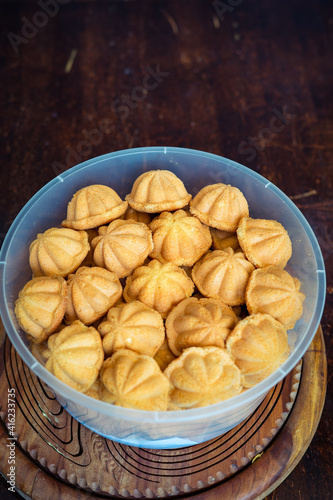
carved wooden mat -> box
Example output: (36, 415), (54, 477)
(0, 328), (327, 500)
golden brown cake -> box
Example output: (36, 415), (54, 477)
(85, 377), (101, 400)
(29, 227), (90, 278)
(210, 227), (240, 252)
(237, 217), (292, 269)
(45, 320), (104, 393)
(226, 313), (290, 387)
(164, 347), (242, 410)
(120, 206), (152, 225)
(65, 266), (122, 325)
(181, 265), (194, 280)
(14, 276), (67, 344)
(165, 297), (238, 356)
(126, 170), (192, 213)
(62, 184), (128, 230)
(123, 259), (194, 318)
(245, 266), (305, 329)
(92, 219), (153, 278)
(99, 349), (170, 410)
(192, 248), (255, 305)
(153, 339), (177, 372)
(45, 330), (59, 355)
(31, 340), (50, 365)
(189, 183), (249, 231)
(80, 228), (99, 267)
(149, 210), (212, 266)
(98, 301), (165, 357)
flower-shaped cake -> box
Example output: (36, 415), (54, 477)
(126, 170), (192, 213)
(164, 347), (242, 409)
(31, 340), (50, 365)
(15, 276), (67, 343)
(237, 217), (292, 269)
(62, 184), (128, 230)
(123, 259), (194, 318)
(226, 313), (290, 387)
(92, 219), (153, 278)
(80, 228), (99, 267)
(192, 248), (255, 305)
(29, 227), (90, 278)
(120, 206), (152, 225)
(45, 320), (104, 392)
(210, 227), (240, 252)
(154, 339), (177, 372)
(85, 377), (102, 400)
(149, 210), (212, 266)
(190, 183), (249, 231)
(245, 266), (305, 329)
(98, 301), (165, 357)
(66, 266), (122, 325)
(99, 349), (170, 410)
(165, 297), (238, 356)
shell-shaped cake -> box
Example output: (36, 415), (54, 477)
(92, 219), (153, 278)
(80, 228), (99, 267)
(85, 377), (102, 400)
(45, 320), (104, 392)
(154, 339), (177, 372)
(66, 266), (122, 325)
(29, 227), (90, 278)
(245, 266), (305, 329)
(210, 227), (240, 252)
(126, 170), (192, 213)
(62, 184), (128, 230)
(15, 276), (67, 344)
(120, 206), (152, 225)
(164, 347), (242, 410)
(190, 183), (249, 231)
(98, 301), (165, 357)
(237, 217), (292, 269)
(226, 313), (290, 387)
(99, 349), (170, 410)
(149, 210), (212, 266)
(123, 259), (194, 318)
(31, 340), (50, 365)
(192, 248), (255, 305)
(165, 297), (238, 356)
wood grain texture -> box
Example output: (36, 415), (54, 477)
(0, 0), (332, 498)
(0, 333), (303, 499)
(0, 328), (326, 500)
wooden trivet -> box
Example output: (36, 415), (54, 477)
(0, 327), (326, 500)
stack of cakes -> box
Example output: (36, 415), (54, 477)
(14, 170), (305, 411)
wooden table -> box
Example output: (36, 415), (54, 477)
(0, 0), (332, 498)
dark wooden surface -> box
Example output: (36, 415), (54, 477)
(0, 0), (332, 499)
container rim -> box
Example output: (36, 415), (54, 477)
(0, 146), (326, 423)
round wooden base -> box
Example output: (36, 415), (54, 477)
(0, 327), (326, 500)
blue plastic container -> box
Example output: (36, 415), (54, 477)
(0, 147), (326, 448)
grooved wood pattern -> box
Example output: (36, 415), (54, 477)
(0, 0), (331, 497)
(0, 328), (326, 499)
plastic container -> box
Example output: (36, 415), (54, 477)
(0, 147), (326, 449)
